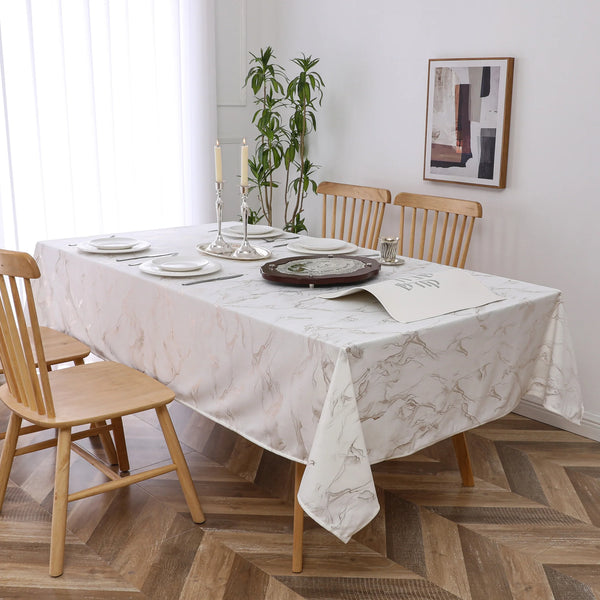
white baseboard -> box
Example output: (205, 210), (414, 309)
(514, 397), (600, 443)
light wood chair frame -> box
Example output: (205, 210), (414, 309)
(317, 181), (391, 249)
(393, 192), (482, 268)
(0, 250), (204, 576)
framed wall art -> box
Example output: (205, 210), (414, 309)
(423, 57), (514, 188)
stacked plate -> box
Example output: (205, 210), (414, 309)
(286, 236), (357, 255)
(77, 236), (151, 254)
(140, 255), (220, 278)
(221, 224), (283, 239)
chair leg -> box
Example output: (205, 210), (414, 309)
(50, 428), (72, 577)
(0, 413), (22, 510)
(292, 462), (306, 573)
(110, 417), (130, 472)
(452, 432), (474, 487)
(155, 405), (205, 523)
(74, 359), (120, 466)
(90, 421), (119, 466)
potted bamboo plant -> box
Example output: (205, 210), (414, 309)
(245, 47), (324, 232)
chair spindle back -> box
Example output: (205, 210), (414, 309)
(0, 249), (54, 418)
(317, 181), (391, 250)
(393, 193), (483, 268)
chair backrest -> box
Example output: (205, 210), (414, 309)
(393, 192), (482, 268)
(317, 181), (391, 250)
(0, 249), (55, 417)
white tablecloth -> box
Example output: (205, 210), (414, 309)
(33, 224), (583, 542)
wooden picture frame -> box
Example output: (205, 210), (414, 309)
(423, 57), (514, 188)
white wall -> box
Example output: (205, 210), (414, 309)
(217, 0), (600, 436)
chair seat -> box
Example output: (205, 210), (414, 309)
(0, 361), (174, 428)
(0, 327), (89, 373)
(37, 327), (90, 366)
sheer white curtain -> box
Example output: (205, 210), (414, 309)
(0, 0), (216, 254)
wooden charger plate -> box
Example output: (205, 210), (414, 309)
(260, 255), (381, 287)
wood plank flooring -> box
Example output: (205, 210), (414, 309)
(1, 401), (600, 599)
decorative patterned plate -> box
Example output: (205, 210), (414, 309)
(260, 255), (381, 286)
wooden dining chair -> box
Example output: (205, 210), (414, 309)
(317, 181), (391, 249)
(0, 249), (205, 577)
(393, 192), (483, 268)
(393, 191), (483, 488)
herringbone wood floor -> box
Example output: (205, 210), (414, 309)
(1, 400), (600, 599)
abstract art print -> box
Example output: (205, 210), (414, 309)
(423, 57), (514, 188)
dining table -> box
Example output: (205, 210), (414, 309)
(33, 223), (583, 556)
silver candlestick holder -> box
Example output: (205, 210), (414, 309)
(206, 181), (233, 254)
(232, 185), (262, 259)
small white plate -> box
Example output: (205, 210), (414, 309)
(77, 240), (151, 254)
(287, 240), (357, 255)
(293, 237), (348, 252)
(152, 255), (209, 272)
(89, 236), (139, 250)
(222, 224), (280, 238)
(140, 260), (220, 278)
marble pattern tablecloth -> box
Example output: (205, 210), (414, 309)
(33, 224), (583, 542)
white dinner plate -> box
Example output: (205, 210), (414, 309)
(139, 259), (220, 278)
(222, 224), (281, 239)
(89, 236), (139, 250)
(152, 255), (209, 272)
(286, 240), (358, 255)
(77, 240), (151, 254)
(293, 237), (349, 252)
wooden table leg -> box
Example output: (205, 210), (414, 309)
(292, 462), (306, 573)
(452, 432), (474, 487)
